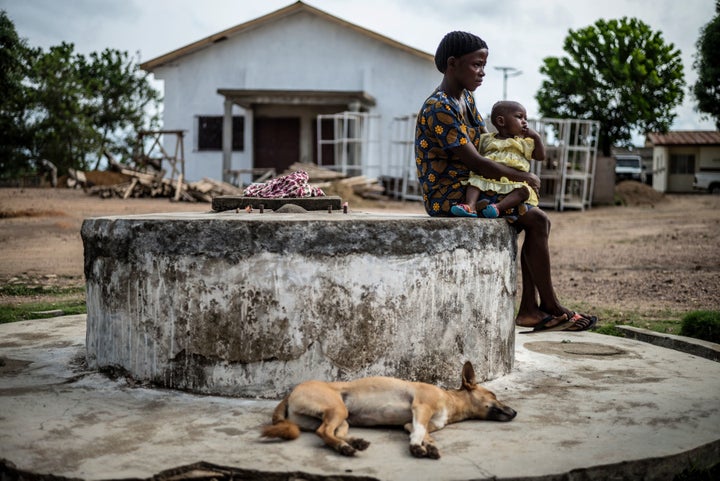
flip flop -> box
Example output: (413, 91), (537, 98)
(564, 312), (598, 332)
(450, 204), (478, 218)
(519, 313), (574, 334)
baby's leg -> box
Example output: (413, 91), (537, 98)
(465, 185), (481, 209)
(481, 186), (530, 218)
(451, 185), (480, 217)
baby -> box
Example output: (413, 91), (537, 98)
(451, 100), (545, 218)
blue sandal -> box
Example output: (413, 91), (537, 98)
(451, 204), (477, 217)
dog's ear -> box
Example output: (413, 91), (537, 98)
(461, 361), (477, 389)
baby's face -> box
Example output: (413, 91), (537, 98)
(501, 106), (528, 137)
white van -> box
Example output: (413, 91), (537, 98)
(614, 155), (644, 183)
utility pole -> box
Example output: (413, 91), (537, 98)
(495, 66), (522, 100)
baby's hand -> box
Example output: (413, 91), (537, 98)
(524, 127), (539, 138)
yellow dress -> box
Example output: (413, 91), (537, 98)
(465, 132), (539, 206)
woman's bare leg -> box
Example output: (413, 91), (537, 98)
(513, 208), (568, 327)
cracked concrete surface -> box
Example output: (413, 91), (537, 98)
(1, 314), (719, 480)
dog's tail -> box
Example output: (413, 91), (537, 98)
(261, 396), (301, 440)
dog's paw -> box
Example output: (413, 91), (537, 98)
(338, 444), (357, 456)
(425, 443), (441, 459)
(410, 443), (425, 458)
(410, 443), (441, 459)
(349, 438), (370, 451)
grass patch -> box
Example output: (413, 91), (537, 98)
(0, 299), (87, 323)
(0, 284), (85, 297)
(570, 303), (720, 344)
(570, 303), (684, 334)
(679, 310), (720, 343)
(0, 283), (87, 324)
(594, 323), (626, 337)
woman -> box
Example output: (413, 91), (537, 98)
(414, 31), (596, 332)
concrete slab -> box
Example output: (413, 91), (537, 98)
(1, 315), (719, 480)
(616, 325), (720, 362)
(212, 195), (343, 212)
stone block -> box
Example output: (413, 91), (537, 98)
(82, 210), (517, 398)
(212, 195), (342, 212)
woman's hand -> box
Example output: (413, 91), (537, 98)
(453, 143), (540, 188)
(523, 172), (541, 193)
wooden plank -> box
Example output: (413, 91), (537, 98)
(123, 178), (139, 199)
(174, 174), (184, 201)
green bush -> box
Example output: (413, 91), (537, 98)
(679, 311), (720, 344)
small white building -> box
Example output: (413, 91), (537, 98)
(646, 131), (720, 192)
(140, 1), (438, 184)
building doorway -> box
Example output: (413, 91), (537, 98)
(253, 117), (300, 173)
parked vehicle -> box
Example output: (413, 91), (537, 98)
(614, 155), (645, 183)
(693, 170), (720, 194)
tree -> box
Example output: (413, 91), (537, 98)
(27, 45), (161, 175)
(81, 49), (161, 169)
(27, 43), (97, 174)
(0, 10), (34, 176)
(0, 11), (161, 178)
(536, 17), (685, 156)
(693, 1), (720, 129)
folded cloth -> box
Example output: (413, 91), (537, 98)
(242, 170), (325, 198)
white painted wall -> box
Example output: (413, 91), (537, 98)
(653, 145), (720, 192)
(150, 10), (439, 182)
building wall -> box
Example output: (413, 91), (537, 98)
(652, 145), (720, 192)
(151, 10), (439, 182)
(698, 146), (720, 170)
(652, 146), (669, 192)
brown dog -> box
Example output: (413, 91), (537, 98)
(261, 361), (516, 459)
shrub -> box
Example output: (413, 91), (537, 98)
(679, 311), (720, 344)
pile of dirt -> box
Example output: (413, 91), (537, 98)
(57, 170), (131, 188)
(614, 180), (666, 206)
(83, 170), (132, 186)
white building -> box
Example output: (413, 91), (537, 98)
(646, 131), (720, 192)
(140, 1), (438, 184)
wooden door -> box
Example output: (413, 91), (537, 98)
(254, 117), (300, 173)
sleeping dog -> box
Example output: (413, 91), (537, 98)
(261, 361), (516, 459)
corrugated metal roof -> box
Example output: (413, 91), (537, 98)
(646, 131), (720, 146)
(140, 1), (434, 71)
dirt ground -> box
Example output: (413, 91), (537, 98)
(1, 184), (719, 323)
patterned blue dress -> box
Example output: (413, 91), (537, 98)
(415, 88), (486, 217)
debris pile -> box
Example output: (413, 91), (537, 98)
(66, 161), (388, 204)
(68, 164), (243, 203)
(286, 163), (388, 201)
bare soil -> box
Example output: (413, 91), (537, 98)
(1, 184), (719, 324)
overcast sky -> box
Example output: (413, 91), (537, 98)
(2, 0), (717, 141)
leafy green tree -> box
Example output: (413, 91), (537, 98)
(0, 11), (161, 178)
(536, 17), (685, 156)
(0, 10), (34, 177)
(81, 49), (161, 169)
(693, 1), (720, 129)
(27, 42), (97, 174)
(27, 45), (161, 175)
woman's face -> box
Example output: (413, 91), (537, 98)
(453, 48), (488, 92)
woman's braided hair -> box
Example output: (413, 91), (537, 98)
(434, 31), (488, 73)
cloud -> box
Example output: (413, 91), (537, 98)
(2, 0), (715, 134)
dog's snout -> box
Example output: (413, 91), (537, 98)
(489, 405), (517, 422)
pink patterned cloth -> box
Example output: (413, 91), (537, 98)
(242, 170), (325, 198)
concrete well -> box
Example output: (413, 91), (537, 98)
(82, 210), (518, 398)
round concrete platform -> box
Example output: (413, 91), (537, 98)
(1, 314), (718, 480)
